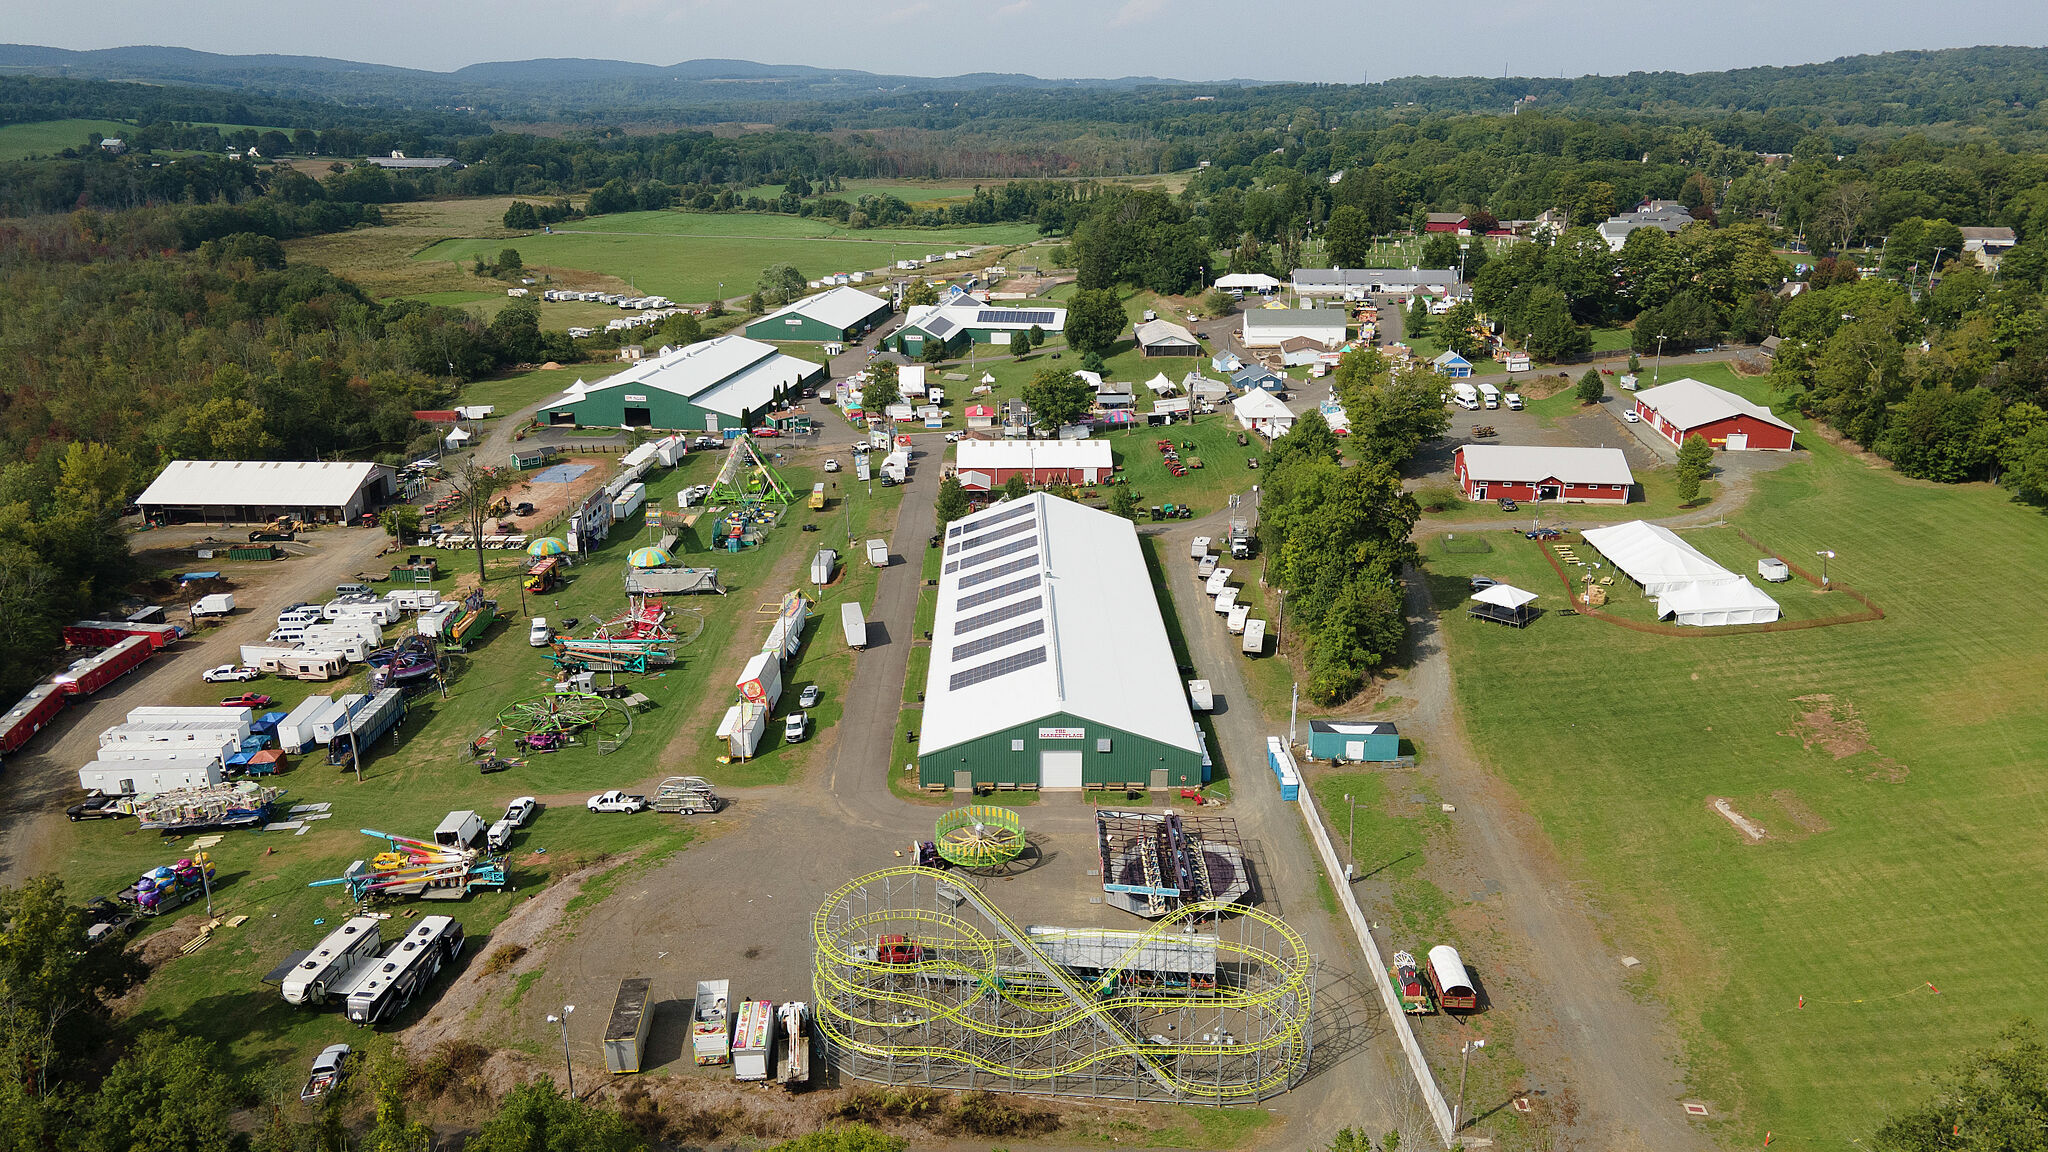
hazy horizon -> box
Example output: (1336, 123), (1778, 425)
(10, 0), (2048, 86)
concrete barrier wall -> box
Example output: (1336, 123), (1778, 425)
(1290, 756), (1459, 1147)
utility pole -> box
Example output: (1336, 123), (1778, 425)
(1653, 333), (1668, 384)
(1344, 793), (1357, 880)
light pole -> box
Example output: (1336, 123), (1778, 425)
(1454, 1037), (1487, 1133)
(1816, 549), (1835, 588)
(1653, 333), (1668, 384)
(546, 1004), (576, 1097)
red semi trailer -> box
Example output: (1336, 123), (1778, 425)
(0, 683), (69, 756)
(52, 636), (154, 698)
(63, 620), (183, 651)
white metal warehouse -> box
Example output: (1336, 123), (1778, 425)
(136, 460), (397, 524)
(916, 493), (1205, 792)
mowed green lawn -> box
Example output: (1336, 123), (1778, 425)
(414, 210), (1039, 305)
(0, 118), (133, 160)
(1420, 381), (2048, 1142)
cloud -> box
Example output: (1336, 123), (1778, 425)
(994, 0), (1031, 15)
(1107, 0), (1167, 28)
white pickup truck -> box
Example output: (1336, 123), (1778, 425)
(586, 790), (647, 813)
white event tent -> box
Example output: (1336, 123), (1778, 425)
(1579, 521), (1781, 626)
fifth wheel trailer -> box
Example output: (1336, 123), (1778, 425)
(282, 917), (384, 1006)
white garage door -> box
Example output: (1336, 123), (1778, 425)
(1039, 750), (1085, 790)
(1725, 433), (1748, 451)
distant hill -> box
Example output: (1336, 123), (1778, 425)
(1, 43), (2044, 133)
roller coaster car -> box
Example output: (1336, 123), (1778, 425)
(867, 934), (925, 965)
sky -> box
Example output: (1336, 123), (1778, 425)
(10, 0), (2048, 83)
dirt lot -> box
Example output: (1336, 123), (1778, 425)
(0, 524), (392, 886)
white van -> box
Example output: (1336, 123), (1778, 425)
(1451, 383), (1481, 410)
(486, 819), (516, 852)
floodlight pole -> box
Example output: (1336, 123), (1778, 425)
(1653, 334), (1668, 384)
(546, 1005), (576, 1098)
(1454, 1038), (1486, 1132)
(1344, 793), (1357, 880)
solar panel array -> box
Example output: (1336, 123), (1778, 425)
(921, 316), (957, 338)
(940, 499), (1055, 693)
(948, 645), (1047, 691)
(978, 310), (1057, 326)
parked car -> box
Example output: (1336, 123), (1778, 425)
(785, 712), (807, 743)
(219, 693), (274, 709)
(1622, 409), (1640, 423)
(67, 793), (127, 822)
(202, 664), (260, 683)
(1526, 527), (1563, 541)
(528, 617), (552, 647)
(1497, 497), (1518, 511)
(335, 583), (372, 598)
(503, 796), (538, 826)
(1468, 576), (1500, 592)
(692, 436), (720, 450)
(944, 431), (963, 442)
(586, 790), (647, 813)
(754, 427), (781, 438)
(515, 502), (535, 517)
(301, 1044), (354, 1101)
(879, 475), (897, 487)
(799, 684), (821, 709)
(823, 459), (840, 473)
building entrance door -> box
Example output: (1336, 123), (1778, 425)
(1039, 751), (1084, 790)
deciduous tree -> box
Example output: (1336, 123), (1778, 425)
(1062, 289), (1127, 357)
(1021, 368), (1093, 433)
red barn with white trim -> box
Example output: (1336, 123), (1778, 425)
(1633, 378), (1796, 451)
(954, 439), (1113, 491)
(1454, 444), (1635, 504)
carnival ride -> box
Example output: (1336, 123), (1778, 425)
(308, 829), (506, 904)
(494, 691), (631, 752)
(934, 806), (1028, 869)
(547, 601), (677, 674)
(368, 635), (439, 691)
(708, 434), (796, 506)
(811, 866), (1312, 1104)
(1095, 810), (1252, 919)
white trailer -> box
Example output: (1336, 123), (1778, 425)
(79, 755), (224, 795)
(1204, 569), (1234, 597)
(718, 702), (769, 760)
(383, 589), (442, 612)
(841, 603), (867, 650)
(866, 539), (889, 568)
(344, 916), (464, 1026)
(239, 643), (301, 670)
(416, 603), (460, 637)
(275, 695), (333, 754)
(1227, 603), (1250, 634)
(733, 999), (774, 1082)
(1187, 679), (1214, 712)
(282, 917), (383, 1006)
(92, 741), (234, 763)
(313, 695), (371, 745)
(735, 652), (782, 710)
(1189, 536), (1211, 560)
(611, 481), (647, 521)
(1242, 619), (1267, 656)
(328, 599), (399, 625)
(101, 719), (248, 747)
(881, 450), (909, 482)
(296, 631), (373, 664)
(810, 549), (837, 586)
(1197, 555), (1218, 579)
(124, 706), (250, 723)
(1214, 588), (1239, 616)
(692, 980), (733, 1065)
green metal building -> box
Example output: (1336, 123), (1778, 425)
(916, 493), (1206, 793)
(892, 302), (1068, 358)
(540, 335), (824, 432)
(741, 285), (892, 343)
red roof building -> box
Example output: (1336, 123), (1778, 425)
(1454, 444), (1635, 504)
(1632, 378), (1796, 451)
(1424, 213), (1470, 234)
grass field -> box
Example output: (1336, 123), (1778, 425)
(0, 118), (133, 160)
(414, 209), (1041, 306)
(1419, 375), (2048, 1142)
(56, 442), (897, 1077)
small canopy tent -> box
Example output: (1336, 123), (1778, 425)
(1145, 372), (1179, 396)
(1468, 583), (1538, 628)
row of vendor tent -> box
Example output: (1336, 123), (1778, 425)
(1579, 521), (1781, 627)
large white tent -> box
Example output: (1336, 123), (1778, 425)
(1580, 521), (1780, 626)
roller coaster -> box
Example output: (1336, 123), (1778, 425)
(811, 866), (1312, 1104)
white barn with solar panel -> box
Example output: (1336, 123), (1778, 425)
(917, 493), (1206, 793)
(893, 302), (1069, 359)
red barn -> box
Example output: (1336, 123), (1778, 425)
(1454, 444), (1635, 504)
(954, 439), (1112, 491)
(1423, 212), (1470, 234)
(1633, 378), (1796, 451)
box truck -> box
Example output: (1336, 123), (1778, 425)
(866, 539), (889, 568)
(733, 1000), (774, 1082)
(191, 594), (236, 618)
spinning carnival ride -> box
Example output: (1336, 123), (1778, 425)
(495, 691), (631, 751)
(308, 829), (507, 903)
(933, 805), (1028, 869)
(811, 866), (1312, 1105)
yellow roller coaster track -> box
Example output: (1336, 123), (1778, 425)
(811, 866), (1313, 1100)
